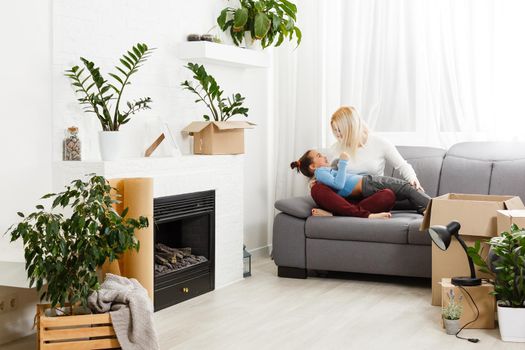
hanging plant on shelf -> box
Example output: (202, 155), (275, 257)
(217, 0), (301, 49)
(181, 62), (249, 121)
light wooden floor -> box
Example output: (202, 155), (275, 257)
(3, 257), (519, 350)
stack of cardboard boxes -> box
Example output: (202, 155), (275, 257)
(421, 193), (525, 329)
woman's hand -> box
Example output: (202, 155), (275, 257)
(340, 152), (350, 161)
(410, 178), (425, 192)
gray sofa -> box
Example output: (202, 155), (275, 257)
(273, 142), (525, 279)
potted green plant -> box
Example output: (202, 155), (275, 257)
(442, 289), (463, 335)
(217, 0), (302, 49)
(468, 224), (525, 342)
(180, 63), (254, 154)
(65, 43), (154, 161)
(6, 175), (148, 314)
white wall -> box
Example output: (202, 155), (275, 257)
(51, 0), (269, 254)
(0, 0), (271, 343)
(0, 0), (52, 344)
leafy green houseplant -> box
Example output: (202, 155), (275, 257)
(217, 0), (301, 49)
(65, 43), (154, 160)
(6, 175), (148, 314)
(181, 63), (249, 121)
(468, 224), (525, 341)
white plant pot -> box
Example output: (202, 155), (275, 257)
(498, 304), (525, 342)
(244, 32), (262, 50)
(99, 131), (123, 161)
(443, 318), (460, 335)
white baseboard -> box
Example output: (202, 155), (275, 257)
(248, 245), (271, 261)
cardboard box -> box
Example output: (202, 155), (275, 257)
(420, 193), (524, 305)
(182, 121), (255, 155)
(421, 193), (524, 237)
(497, 209), (525, 235)
(441, 278), (495, 329)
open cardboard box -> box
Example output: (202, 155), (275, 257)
(497, 209), (525, 234)
(182, 121), (256, 155)
(420, 193), (524, 305)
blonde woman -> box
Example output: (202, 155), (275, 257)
(311, 106), (425, 217)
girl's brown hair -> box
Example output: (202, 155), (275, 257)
(290, 150), (314, 178)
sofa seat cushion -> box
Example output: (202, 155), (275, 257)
(305, 211), (424, 244)
(275, 196), (316, 219)
(391, 212), (431, 245)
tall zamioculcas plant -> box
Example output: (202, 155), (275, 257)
(64, 43), (154, 131)
(181, 63), (249, 121)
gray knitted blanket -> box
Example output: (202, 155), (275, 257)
(88, 273), (159, 350)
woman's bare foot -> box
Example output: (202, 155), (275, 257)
(311, 208), (334, 217)
(368, 212), (392, 219)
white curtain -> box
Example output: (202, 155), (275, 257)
(272, 0), (525, 202)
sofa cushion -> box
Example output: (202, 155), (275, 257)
(305, 212), (425, 244)
(438, 156), (492, 195)
(275, 196), (316, 219)
(382, 211), (430, 245)
(392, 146), (446, 198)
(490, 160), (525, 202)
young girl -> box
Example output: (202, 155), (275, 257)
(291, 149), (431, 219)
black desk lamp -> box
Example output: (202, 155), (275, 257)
(428, 221), (481, 286)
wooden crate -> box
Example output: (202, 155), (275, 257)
(36, 304), (120, 350)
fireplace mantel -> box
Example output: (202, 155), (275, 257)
(53, 155), (244, 289)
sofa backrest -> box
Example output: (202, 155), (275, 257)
(389, 142), (525, 202)
(438, 142), (525, 201)
(387, 146), (446, 198)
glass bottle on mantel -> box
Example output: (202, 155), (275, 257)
(63, 126), (81, 161)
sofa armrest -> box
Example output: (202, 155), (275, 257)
(275, 196), (316, 219)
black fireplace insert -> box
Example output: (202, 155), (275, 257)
(153, 190), (215, 311)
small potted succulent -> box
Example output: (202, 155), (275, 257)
(468, 224), (525, 342)
(65, 43), (154, 160)
(442, 289), (463, 335)
(217, 0), (301, 49)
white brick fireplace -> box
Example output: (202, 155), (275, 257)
(53, 155), (244, 288)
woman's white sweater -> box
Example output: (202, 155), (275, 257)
(330, 134), (417, 182)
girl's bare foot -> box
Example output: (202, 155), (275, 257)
(368, 212), (392, 219)
(311, 208), (334, 217)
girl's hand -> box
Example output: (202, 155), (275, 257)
(410, 178), (424, 192)
(368, 212), (392, 219)
(340, 152), (350, 161)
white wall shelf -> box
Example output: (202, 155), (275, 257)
(176, 41), (270, 68)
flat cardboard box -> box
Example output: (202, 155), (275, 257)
(182, 121), (255, 155)
(420, 193), (524, 305)
(497, 209), (525, 235)
(441, 278), (495, 329)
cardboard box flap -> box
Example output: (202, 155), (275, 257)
(504, 196), (525, 210)
(181, 121), (211, 134)
(498, 209), (525, 218)
(420, 199), (433, 231)
(213, 121), (256, 130)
